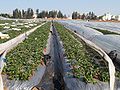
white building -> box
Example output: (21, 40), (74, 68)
(102, 13), (112, 21)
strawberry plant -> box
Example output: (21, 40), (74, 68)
(55, 22), (111, 83)
(2, 22), (50, 80)
(0, 22), (42, 43)
(92, 27), (120, 35)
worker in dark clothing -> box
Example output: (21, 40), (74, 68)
(43, 54), (51, 65)
(108, 50), (117, 62)
(74, 30), (77, 33)
(50, 28), (53, 34)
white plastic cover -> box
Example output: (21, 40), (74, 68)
(0, 23), (46, 54)
(0, 22), (47, 90)
(58, 20), (116, 90)
(58, 20), (120, 59)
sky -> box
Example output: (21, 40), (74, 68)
(0, 0), (120, 16)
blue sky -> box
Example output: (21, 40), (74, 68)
(0, 0), (120, 16)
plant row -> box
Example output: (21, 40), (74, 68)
(2, 22), (50, 80)
(0, 21), (43, 43)
(55, 22), (111, 83)
(92, 27), (120, 35)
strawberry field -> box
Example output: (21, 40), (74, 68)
(0, 27), (30, 43)
(2, 22), (50, 80)
(91, 27), (120, 35)
(0, 20), (42, 43)
(55, 22), (112, 83)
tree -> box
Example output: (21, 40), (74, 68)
(22, 10), (25, 18)
(48, 11), (52, 18)
(0, 13), (11, 18)
(81, 13), (86, 20)
(38, 12), (42, 18)
(72, 12), (78, 19)
(72, 12), (75, 19)
(26, 8), (34, 19)
(98, 15), (103, 20)
(52, 10), (57, 18)
(13, 10), (15, 18)
(13, 8), (19, 18)
(41, 11), (46, 18)
(45, 11), (48, 18)
(78, 14), (81, 19)
(18, 10), (22, 19)
(48, 10), (57, 18)
(63, 14), (67, 18)
(37, 10), (65, 19)
(36, 9), (39, 17)
(57, 10), (63, 18)
(38, 10), (47, 18)
(85, 12), (97, 20)
(36, 9), (39, 15)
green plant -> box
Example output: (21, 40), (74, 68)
(2, 22), (50, 80)
(55, 22), (110, 83)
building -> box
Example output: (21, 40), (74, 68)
(102, 13), (112, 21)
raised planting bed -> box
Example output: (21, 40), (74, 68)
(0, 20), (14, 24)
(0, 26), (3, 31)
(92, 27), (120, 35)
(0, 22), (43, 43)
(2, 22), (50, 80)
(55, 22), (120, 84)
(0, 20), (14, 32)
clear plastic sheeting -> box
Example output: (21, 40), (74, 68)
(3, 66), (46, 90)
(64, 77), (120, 90)
(0, 23), (46, 54)
(57, 20), (120, 60)
(2, 27), (52, 90)
(61, 30), (116, 90)
(58, 20), (103, 39)
(64, 20), (120, 34)
(83, 21), (120, 34)
(64, 78), (109, 90)
(0, 23), (47, 90)
(91, 35), (120, 60)
(58, 20), (120, 34)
